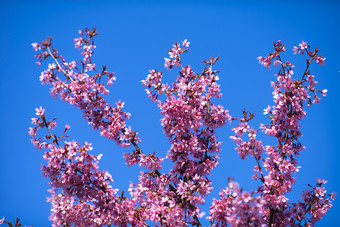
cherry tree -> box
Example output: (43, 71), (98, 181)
(2, 27), (335, 226)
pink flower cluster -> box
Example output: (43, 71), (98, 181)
(25, 28), (335, 227)
(230, 111), (263, 161)
(290, 179), (336, 226)
(137, 40), (232, 225)
(163, 39), (189, 70)
(208, 180), (266, 226)
(29, 107), (148, 226)
(32, 28), (136, 148)
(209, 41), (334, 226)
(293, 41), (326, 65)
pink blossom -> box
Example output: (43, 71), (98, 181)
(31, 42), (41, 51)
(331, 192), (337, 200)
(182, 39), (190, 47)
(85, 63), (95, 72)
(292, 41), (307, 55)
(39, 70), (53, 84)
(314, 187), (326, 197)
(31, 117), (39, 125)
(169, 50), (177, 58)
(274, 59), (281, 66)
(49, 121), (57, 129)
(316, 56), (326, 66)
(28, 127), (37, 137)
(263, 105), (271, 115)
(164, 58), (174, 70)
(35, 106), (45, 117)
(320, 89), (328, 96)
(74, 37), (83, 49)
(317, 178), (327, 184)
(83, 142), (93, 151)
(293, 46), (299, 54)
(299, 41), (307, 49)
(48, 63), (57, 70)
(64, 124), (70, 131)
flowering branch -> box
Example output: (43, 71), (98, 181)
(208, 40), (334, 226)
(25, 28), (336, 226)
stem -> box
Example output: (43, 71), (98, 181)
(255, 156), (265, 183)
(299, 57), (313, 83)
(193, 215), (203, 227)
(268, 208), (274, 227)
(178, 54), (183, 68)
(47, 47), (74, 82)
(41, 116), (62, 149)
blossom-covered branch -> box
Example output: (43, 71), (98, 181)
(23, 28), (335, 227)
(208, 40), (334, 226)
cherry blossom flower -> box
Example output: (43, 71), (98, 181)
(31, 42), (41, 51)
(182, 39), (190, 47)
(35, 106), (45, 116)
(263, 105), (271, 115)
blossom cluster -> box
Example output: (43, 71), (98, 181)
(32, 28), (230, 226)
(163, 39), (190, 70)
(141, 41), (233, 223)
(208, 40), (334, 226)
(208, 180), (267, 226)
(32, 27), (134, 148)
(20, 28), (336, 226)
(29, 107), (150, 226)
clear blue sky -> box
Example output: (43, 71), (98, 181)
(0, 1), (339, 226)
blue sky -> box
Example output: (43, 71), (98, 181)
(0, 1), (339, 226)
